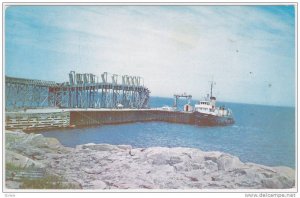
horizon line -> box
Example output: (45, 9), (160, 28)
(150, 95), (296, 108)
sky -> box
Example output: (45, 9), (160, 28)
(5, 5), (296, 107)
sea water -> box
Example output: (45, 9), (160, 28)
(41, 97), (296, 168)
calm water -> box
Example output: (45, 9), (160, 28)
(41, 97), (296, 168)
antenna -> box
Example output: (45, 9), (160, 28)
(209, 81), (216, 97)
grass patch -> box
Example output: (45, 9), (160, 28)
(20, 175), (80, 189)
(5, 162), (24, 181)
(6, 163), (80, 189)
(6, 162), (24, 172)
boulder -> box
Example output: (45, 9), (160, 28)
(262, 176), (294, 189)
(90, 180), (107, 189)
(6, 150), (45, 169)
(117, 145), (132, 150)
(216, 154), (243, 171)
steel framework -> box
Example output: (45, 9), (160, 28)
(173, 93), (192, 110)
(5, 71), (150, 110)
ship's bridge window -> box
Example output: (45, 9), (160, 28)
(200, 102), (209, 105)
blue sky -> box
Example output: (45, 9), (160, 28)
(5, 5), (296, 107)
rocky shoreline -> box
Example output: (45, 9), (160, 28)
(5, 130), (295, 189)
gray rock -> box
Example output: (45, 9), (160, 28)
(261, 176), (294, 189)
(90, 180), (107, 189)
(167, 156), (183, 165)
(149, 153), (168, 165)
(5, 181), (21, 189)
(216, 154), (243, 171)
(204, 160), (218, 172)
(6, 150), (45, 169)
(80, 144), (119, 151)
(82, 167), (103, 174)
(117, 145), (132, 150)
(5, 131), (296, 190)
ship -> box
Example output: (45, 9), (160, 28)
(172, 82), (234, 126)
(193, 81), (234, 126)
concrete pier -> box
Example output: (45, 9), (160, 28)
(5, 110), (71, 131)
(5, 108), (195, 131)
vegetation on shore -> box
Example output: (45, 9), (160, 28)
(6, 162), (80, 189)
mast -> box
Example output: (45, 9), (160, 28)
(210, 81), (215, 97)
(210, 82), (213, 97)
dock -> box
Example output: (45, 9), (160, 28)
(5, 108), (195, 131)
(5, 71), (197, 131)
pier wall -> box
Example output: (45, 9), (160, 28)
(5, 110), (195, 131)
(5, 111), (70, 131)
(70, 110), (194, 127)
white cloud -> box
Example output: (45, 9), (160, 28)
(5, 5), (295, 106)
